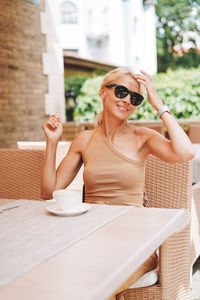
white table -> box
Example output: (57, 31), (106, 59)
(193, 144), (200, 183)
(0, 199), (188, 300)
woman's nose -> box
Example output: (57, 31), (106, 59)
(122, 94), (131, 104)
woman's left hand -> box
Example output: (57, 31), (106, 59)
(134, 70), (163, 111)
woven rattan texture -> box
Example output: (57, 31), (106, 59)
(0, 149), (45, 200)
(17, 141), (84, 189)
(118, 225), (191, 300)
(117, 155), (193, 300)
(120, 285), (161, 300)
(191, 181), (200, 264)
(17, 141), (71, 168)
(145, 155), (193, 209)
(160, 224), (191, 300)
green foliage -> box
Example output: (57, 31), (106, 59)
(64, 69), (107, 96)
(64, 75), (89, 97)
(173, 50), (200, 69)
(74, 76), (103, 121)
(131, 67), (200, 120)
(155, 0), (200, 72)
(73, 68), (200, 121)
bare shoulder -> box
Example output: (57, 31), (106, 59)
(70, 129), (95, 152)
(129, 125), (157, 141)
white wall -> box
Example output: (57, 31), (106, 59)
(41, 0), (66, 121)
(143, 1), (157, 74)
(107, 0), (126, 66)
(58, 0), (157, 74)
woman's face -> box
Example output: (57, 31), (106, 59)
(101, 75), (141, 121)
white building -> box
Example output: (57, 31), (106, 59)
(58, 0), (157, 74)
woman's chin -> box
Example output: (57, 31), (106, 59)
(113, 108), (131, 119)
(114, 111), (130, 121)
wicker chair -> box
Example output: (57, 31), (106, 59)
(0, 149), (199, 299)
(191, 181), (200, 266)
(188, 124), (200, 143)
(117, 155), (194, 300)
(17, 141), (84, 190)
(17, 141), (71, 168)
(0, 149), (45, 200)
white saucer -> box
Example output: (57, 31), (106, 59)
(46, 203), (91, 217)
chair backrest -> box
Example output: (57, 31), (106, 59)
(0, 149), (45, 200)
(0, 149), (193, 206)
(17, 141), (71, 168)
(188, 124), (200, 143)
(17, 141), (84, 190)
(145, 154), (193, 209)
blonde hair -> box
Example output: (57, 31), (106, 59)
(100, 67), (143, 94)
(97, 67), (142, 125)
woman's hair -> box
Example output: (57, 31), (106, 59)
(97, 67), (142, 125)
(100, 67), (143, 94)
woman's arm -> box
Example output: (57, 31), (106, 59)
(41, 115), (90, 199)
(41, 139), (59, 199)
(134, 71), (195, 162)
(41, 115), (63, 199)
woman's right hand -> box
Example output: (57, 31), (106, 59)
(42, 115), (63, 143)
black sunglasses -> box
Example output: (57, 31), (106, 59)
(105, 84), (144, 106)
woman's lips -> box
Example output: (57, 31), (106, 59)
(116, 104), (129, 112)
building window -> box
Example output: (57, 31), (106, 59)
(87, 35), (108, 60)
(61, 1), (78, 24)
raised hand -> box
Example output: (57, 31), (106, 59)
(134, 70), (164, 111)
(42, 115), (63, 143)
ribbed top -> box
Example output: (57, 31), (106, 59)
(82, 126), (145, 206)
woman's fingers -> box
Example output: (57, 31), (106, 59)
(45, 115), (61, 129)
(51, 115), (59, 123)
(135, 78), (147, 87)
(134, 74), (146, 82)
(135, 70), (152, 82)
(52, 114), (60, 121)
(140, 70), (151, 77)
(47, 120), (57, 129)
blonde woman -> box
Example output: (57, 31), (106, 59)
(41, 68), (194, 294)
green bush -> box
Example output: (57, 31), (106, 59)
(74, 76), (103, 121)
(64, 75), (89, 97)
(72, 67), (200, 121)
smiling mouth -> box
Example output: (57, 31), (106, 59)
(116, 104), (129, 112)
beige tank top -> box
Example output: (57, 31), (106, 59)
(82, 125), (145, 207)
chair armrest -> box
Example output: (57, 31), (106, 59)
(191, 181), (200, 265)
(159, 213), (191, 299)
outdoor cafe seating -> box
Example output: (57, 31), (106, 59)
(0, 147), (199, 300)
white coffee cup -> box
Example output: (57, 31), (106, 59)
(53, 189), (82, 211)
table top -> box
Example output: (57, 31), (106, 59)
(0, 199), (188, 300)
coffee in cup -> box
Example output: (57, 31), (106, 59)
(53, 189), (82, 211)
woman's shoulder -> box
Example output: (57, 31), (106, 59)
(129, 125), (159, 141)
(71, 129), (96, 152)
(76, 129), (95, 141)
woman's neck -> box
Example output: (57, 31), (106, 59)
(101, 112), (128, 142)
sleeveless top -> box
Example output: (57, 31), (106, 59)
(82, 125), (145, 206)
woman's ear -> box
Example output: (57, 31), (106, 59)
(99, 89), (105, 101)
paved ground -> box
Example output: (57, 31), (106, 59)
(191, 257), (200, 300)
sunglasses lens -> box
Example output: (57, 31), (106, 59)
(115, 86), (128, 99)
(130, 94), (144, 106)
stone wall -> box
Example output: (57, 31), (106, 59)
(0, 0), (48, 148)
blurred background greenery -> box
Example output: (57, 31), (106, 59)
(156, 0), (200, 72)
(65, 67), (200, 121)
